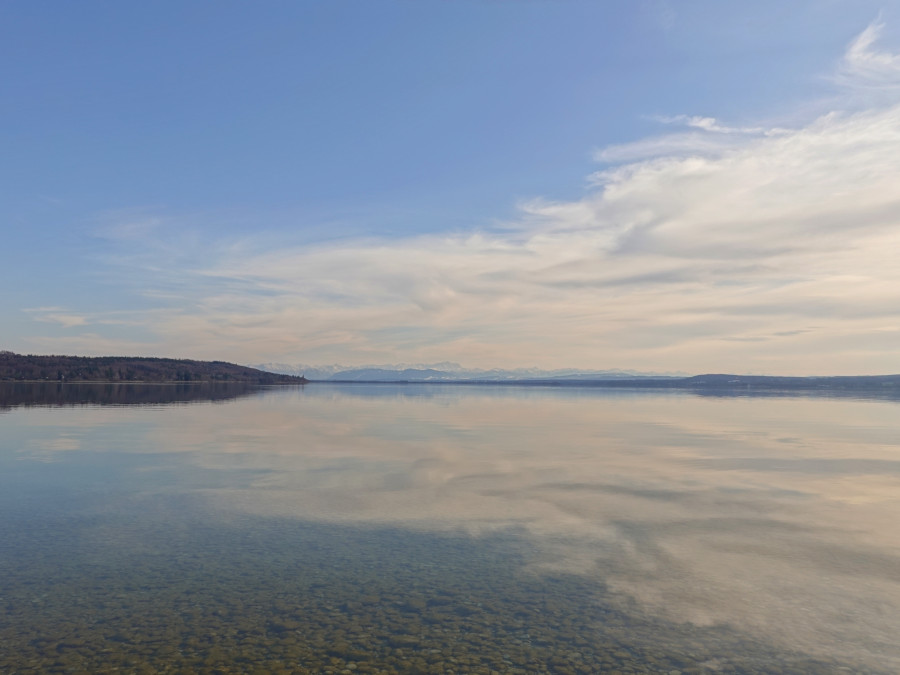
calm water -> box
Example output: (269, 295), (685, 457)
(2, 383), (900, 674)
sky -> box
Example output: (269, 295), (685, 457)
(3, 0), (900, 375)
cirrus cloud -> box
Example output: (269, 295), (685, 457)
(43, 21), (900, 375)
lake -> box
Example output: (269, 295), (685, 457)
(1, 382), (899, 674)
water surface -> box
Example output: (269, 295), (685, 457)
(2, 382), (899, 673)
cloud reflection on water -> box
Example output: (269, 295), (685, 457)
(7, 383), (900, 670)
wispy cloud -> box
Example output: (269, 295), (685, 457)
(594, 131), (746, 164)
(653, 114), (777, 135)
(25, 308), (90, 328)
(836, 19), (900, 90)
(594, 114), (793, 165)
(38, 22), (900, 374)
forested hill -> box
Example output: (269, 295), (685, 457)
(0, 352), (307, 384)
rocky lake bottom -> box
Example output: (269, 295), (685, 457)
(1, 507), (865, 674)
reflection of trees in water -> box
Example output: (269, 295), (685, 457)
(0, 382), (283, 410)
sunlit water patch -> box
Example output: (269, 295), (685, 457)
(2, 382), (899, 673)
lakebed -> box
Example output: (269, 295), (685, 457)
(2, 382), (898, 673)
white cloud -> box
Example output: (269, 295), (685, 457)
(595, 115), (792, 165)
(654, 114), (772, 135)
(594, 131), (744, 163)
(25, 308), (90, 328)
(47, 22), (900, 375)
(837, 20), (900, 90)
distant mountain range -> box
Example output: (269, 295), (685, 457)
(250, 361), (900, 397)
(252, 362), (688, 382)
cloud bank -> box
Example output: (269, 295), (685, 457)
(30, 22), (900, 374)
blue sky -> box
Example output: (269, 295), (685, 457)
(3, 0), (900, 374)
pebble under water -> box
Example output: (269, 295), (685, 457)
(0, 496), (873, 675)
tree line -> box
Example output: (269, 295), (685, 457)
(0, 352), (306, 384)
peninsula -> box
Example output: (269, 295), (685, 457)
(0, 352), (307, 384)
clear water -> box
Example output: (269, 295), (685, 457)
(2, 382), (899, 674)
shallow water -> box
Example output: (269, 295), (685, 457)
(2, 382), (899, 674)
